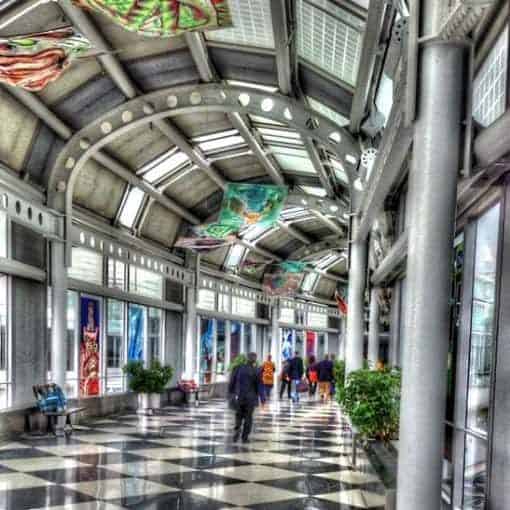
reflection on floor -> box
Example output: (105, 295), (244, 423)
(0, 398), (387, 509)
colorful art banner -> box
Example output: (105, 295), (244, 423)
(262, 260), (309, 297)
(73, 0), (232, 38)
(219, 183), (288, 231)
(175, 224), (237, 252)
(281, 329), (293, 361)
(80, 297), (100, 397)
(128, 305), (145, 361)
(306, 331), (316, 358)
(335, 290), (348, 316)
(0, 27), (91, 91)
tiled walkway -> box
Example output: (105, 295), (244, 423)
(0, 398), (386, 509)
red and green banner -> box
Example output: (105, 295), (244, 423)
(73, 0), (232, 37)
(0, 27), (90, 91)
(80, 296), (101, 397)
(262, 261), (308, 297)
(335, 290), (347, 316)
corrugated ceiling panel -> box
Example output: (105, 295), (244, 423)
(201, 246), (230, 268)
(214, 155), (267, 181)
(164, 168), (219, 209)
(73, 160), (126, 219)
(314, 277), (336, 298)
(258, 230), (293, 252)
(141, 202), (180, 247)
(172, 112), (232, 138)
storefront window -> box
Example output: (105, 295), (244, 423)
(244, 323), (253, 353)
(200, 318), (213, 383)
(231, 321), (241, 360)
(129, 266), (163, 299)
(107, 299), (124, 393)
(280, 307), (295, 323)
(148, 308), (162, 363)
(0, 211), (6, 258)
(107, 259), (125, 290)
(65, 291), (78, 397)
(68, 247), (103, 285)
(232, 296), (255, 317)
(0, 275), (9, 408)
(295, 330), (304, 355)
(216, 320), (226, 375)
(198, 289), (216, 310)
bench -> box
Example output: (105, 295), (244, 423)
(32, 384), (85, 437)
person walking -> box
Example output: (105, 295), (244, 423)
(317, 354), (334, 403)
(261, 354), (276, 403)
(288, 351), (304, 403)
(228, 352), (260, 443)
(279, 360), (291, 400)
(306, 355), (318, 398)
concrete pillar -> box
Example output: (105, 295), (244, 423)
(50, 241), (67, 389)
(271, 302), (280, 375)
(388, 282), (401, 368)
(396, 1), (465, 506)
(225, 319), (232, 370)
(367, 287), (380, 368)
(345, 216), (367, 374)
(183, 286), (197, 379)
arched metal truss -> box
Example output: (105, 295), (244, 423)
(47, 84), (361, 258)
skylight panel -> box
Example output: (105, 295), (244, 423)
(296, 0), (364, 86)
(326, 157), (348, 183)
(206, 0), (275, 49)
(281, 207), (310, 221)
(119, 187), (144, 228)
(140, 150), (190, 184)
(316, 253), (342, 269)
(307, 96), (350, 127)
(193, 129), (246, 153)
(301, 186), (327, 197)
(225, 244), (246, 269)
(249, 115), (286, 126)
(271, 147), (316, 175)
(302, 272), (319, 292)
(242, 224), (271, 241)
(375, 73), (394, 127)
(258, 127), (302, 139)
(227, 80), (278, 93)
(262, 135), (304, 147)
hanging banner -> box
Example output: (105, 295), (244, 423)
(200, 319), (214, 383)
(73, 0), (232, 38)
(128, 305), (144, 361)
(306, 331), (316, 357)
(219, 183), (287, 231)
(262, 261), (308, 297)
(0, 27), (91, 91)
(281, 329), (293, 361)
(80, 296), (100, 397)
(335, 290), (348, 316)
(175, 224), (237, 252)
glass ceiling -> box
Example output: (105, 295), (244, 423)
(307, 96), (350, 127)
(138, 149), (190, 185)
(119, 186), (144, 228)
(206, 0), (275, 49)
(296, 0), (365, 86)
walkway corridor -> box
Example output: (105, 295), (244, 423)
(0, 400), (386, 509)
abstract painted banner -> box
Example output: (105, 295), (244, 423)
(80, 296), (100, 397)
(219, 183), (287, 231)
(175, 224), (237, 252)
(0, 27), (90, 91)
(281, 329), (293, 361)
(262, 261), (308, 297)
(128, 304), (145, 361)
(306, 330), (316, 358)
(74, 0), (232, 38)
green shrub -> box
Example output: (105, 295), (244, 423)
(123, 360), (174, 394)
(338, 368), (401, 442)
(333, 359), (346, 393)
(228, 354), (248, 372)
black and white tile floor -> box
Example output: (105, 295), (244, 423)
(0, 398), (387, 509)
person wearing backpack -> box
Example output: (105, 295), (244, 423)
(306, 355), (318, 398)
(317, 354), (334, 403)
(260, 354), (276, 403)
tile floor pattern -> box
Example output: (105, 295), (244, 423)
(0, 398), (387, 509)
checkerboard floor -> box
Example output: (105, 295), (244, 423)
(0, 398), (387, 509)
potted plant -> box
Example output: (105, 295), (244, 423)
(333, 359), (346, 393)
(338, 367), (401, 442)
(123, 360), (174, 409)
(228, 353), (249, 373)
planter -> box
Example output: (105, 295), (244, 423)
(150, 393), (161, 409)
(137, 392), (162, 409)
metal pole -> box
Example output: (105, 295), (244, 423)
(367, 287), (380, 368)
(183, 286), (197, 379)
(388, 282), (401, 368)
(396, 1), (465, 505)
(271, 302), (280, 376)
(50, 241), (67, 389)
(345, 216), (367, 374)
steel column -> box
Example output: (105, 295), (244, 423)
(271, 303), (280, 376)
(184, 286), (197, 379)
(345, 216), (367, 374)
(388, 281), (401, 368)
(367, 286), (380, 367)
(396, 2), (466, 504)
(50, 241), (67, 388)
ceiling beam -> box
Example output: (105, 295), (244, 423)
(371, 230), (408, 286)
(0, 0), (49, 30)
(57, 0), (227, 190)
(1, 85), (200, 225)
(350, 0), (389, 133)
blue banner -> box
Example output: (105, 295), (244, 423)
(128, 305), (144, 361)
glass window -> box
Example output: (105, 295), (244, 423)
(307, 96), (350, 127)
(119, 187), (144, 228)
(128, 303), (146, 362)
(463, 435), (488, 510)
(140, 150), (190, 184)
(65, 291), (78, 398)
(295, 330), (304, 355)
(47, 287), (52, 376)
(296, 0), (365, 86)
(68, 247), (103, 285)
(218, 293), (231, 314)
(375, 72), (394, 127)
(216, 320), (226, 375)
(200, 318), (214, 384)
(193, 130), (245, 153)
(308, 310), (328, 329)
(0, 211), (6, 258)
(473, 26), (508, 127)
(0, 274), (9, 408)
(300, 186), (327, 197)
(108, 259), (125, 291)
(232, 296), (255, 317)
(129, 266), (163, 299)
(271, 147), (317, 175)
(106, 299), (124, 394)
(280, 307), (295, 323)
(302, 273), (319, 293)
(148, 308), (162, 363)
(206, 0), (275, 49)
(244, 323), (253, 352)
(198, 289), (216, 311)
(225, 245), (245, 270)
(231, 321), (242, 359)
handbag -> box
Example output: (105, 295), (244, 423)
(228, 393), (240, 411)
(297, 380), (309, 393)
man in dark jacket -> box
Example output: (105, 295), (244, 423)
(288, 351), (304, 403)
(317, 354), (334, 402)
(228, 352), (259, 443)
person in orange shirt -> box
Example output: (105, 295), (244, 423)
(260, 354), (276, 403)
